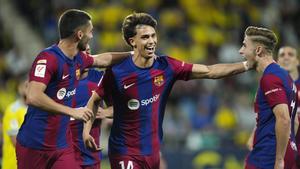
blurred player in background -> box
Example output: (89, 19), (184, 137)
(240, 27), (297, 169)
(70, 44), (112, 169)
(16, 9), (130, 169)
(2, 80), (28, 169)
(83, 12), (253, 169)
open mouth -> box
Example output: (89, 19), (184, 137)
(145, 46), (155, 53)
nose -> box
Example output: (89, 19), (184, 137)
(148, 37), (155, 44)
(239, 48), (243, 55)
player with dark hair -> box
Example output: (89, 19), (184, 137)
(70, 45), (112, 169)
(16, 9), (130, 169)
(83, 12), (253, 169)
(241, 27), (297, 169)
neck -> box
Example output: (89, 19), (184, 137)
(132, 50), (154, 68)
(289, 69), (299, 81)
(57, 38), (79, 59)
(256, 54), (274, 73)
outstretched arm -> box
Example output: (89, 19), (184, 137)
(190, 61), (249, 79)
(92, 52), (132, 68)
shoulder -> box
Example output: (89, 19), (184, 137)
(87, 69), (104, 82)
(264, 63), (288, 76)
(153, 55), (170, 66)
(262, 64), (288, 81)
(35, 47), (58, 64)
(77, 51), (90, 60)
(110, 56), (133, 74)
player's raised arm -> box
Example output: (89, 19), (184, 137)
(190, 61), (251, 79)
(273, 104), (291, 169)
(92, 52), (132, 68)
(83, 91), (102, 151)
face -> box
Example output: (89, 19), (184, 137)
(239, 35), (257, 68)
(277, 47), (299, 72)
(77, 20), (93, 51)
(130, 25), (157, 59)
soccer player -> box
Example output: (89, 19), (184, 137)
(16, 9), (130, 169)
(277, 46), (300, 168)
(83, 13), (253, 169)
(247, 45), (300, 169)
(70, 68), (104, 169)
(2, 80), (27, 169)
(70, 45), (112, 169)
(240, 27), (297, 169)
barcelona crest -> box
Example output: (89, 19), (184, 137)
(154, 75), (164, 87)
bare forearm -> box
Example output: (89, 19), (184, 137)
(275, 118), (291, 160)
(206, 62), (245, 79)
(93, 52), (131, 67)
(84, 93), (100, 133)
(190, 62), (247, 79)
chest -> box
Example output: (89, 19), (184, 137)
(112, 68), (173, 99)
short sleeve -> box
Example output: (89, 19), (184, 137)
(95, 68), (112, 98)
(261, 74), (288, 108)
(87, 69), (104, 83)
(29, 51), (58, 85)
(79, 52), (94, 69)
(166, 56), (193, 80)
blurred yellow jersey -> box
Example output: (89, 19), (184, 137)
(2, 99), (27, 169)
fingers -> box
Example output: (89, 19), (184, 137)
(74, 107), (94, 122)
(85, 136), (102, 152)
(84, 108), (93, 118)
(81, 107), (93, 122)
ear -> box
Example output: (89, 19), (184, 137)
(129, 38), (136, 48)
(76, 30), (83, 40)
(255, 46), (263, 57)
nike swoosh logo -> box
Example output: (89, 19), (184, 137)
(62, 74), (69, 79)
(124, 83), (135, 89)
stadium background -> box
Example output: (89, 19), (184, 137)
(0, 0), (299, 168)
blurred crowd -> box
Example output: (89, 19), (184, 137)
(0, 0), (299, 168)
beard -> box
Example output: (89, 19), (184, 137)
(77, 40), (87, 51)
(77, 35), (90, 51)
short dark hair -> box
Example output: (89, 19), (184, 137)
(122, 12), (157, 47)
(245, 26), (278, 53)
(58, 9), (91, 39)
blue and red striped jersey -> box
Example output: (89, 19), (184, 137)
(17, 44), (94, 150)
(294, 75), (300, 153)
(70, 69), (103, 166)
(247, 63), (297, 168)
(96, 55), (193, 156)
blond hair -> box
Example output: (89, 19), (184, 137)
(245, 26), (278, 53)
